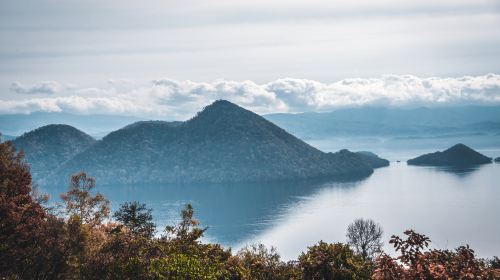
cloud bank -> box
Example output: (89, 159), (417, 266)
(2, 74), (500, 119)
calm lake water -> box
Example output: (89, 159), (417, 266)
(40, 145), (500, 260)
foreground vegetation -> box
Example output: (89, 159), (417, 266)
(1, 140), (499, 279)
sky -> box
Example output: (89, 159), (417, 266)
(1, 0), (500, 119)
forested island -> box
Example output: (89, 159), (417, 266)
(407, 143), (492, 166)
(1, 140), (499, 279)
(12, 100), (388, 185)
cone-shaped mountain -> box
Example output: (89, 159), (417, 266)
(407, 143), (492, 166)
(38, 100), (383, 184)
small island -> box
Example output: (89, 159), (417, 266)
(407, 143), (492, 166)
(495, 157), (500, 163)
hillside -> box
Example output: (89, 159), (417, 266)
(407, 144), (492, 166)
(46, 100), (382, 185)
(356, 151), (390, 168)
(11, 125), (96, 179)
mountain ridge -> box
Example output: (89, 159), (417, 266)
(23, 100), (386, 185)
(264, 106), (500, 138)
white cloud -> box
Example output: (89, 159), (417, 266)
(1, 74), (499, 118)
(9, 81), (68, 95)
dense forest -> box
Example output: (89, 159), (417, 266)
(12, 124), (96, 179)
(1, 140), (499, 279)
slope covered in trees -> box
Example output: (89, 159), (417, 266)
(407, 143), (492, 166)
(11, 124), (96, 180)
(46, 100), (381, 185)
(356, 151), (390, 168)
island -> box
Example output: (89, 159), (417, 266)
(407, 143), (492, 166)
(12, 100), (390, 185)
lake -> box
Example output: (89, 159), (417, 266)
(40, 145), (500, 260)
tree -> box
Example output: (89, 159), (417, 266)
(163, 203), (206, 250)
(149, 252), (229, 280)
(237, 244), (300, 280)
(114, 201), (156, 238)
(298, 241), (370, 280)
(346, 218), (383, 260)
(489, 256), (500, 269)
(373, 230), (498, 279)
(60, 171), (110, 226)
(0, 140), (68, 279)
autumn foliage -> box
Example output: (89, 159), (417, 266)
(1, 139), (499, 279)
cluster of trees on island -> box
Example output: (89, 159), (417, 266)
(1, 140), (500, 279)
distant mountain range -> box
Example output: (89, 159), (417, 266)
(2, 106), (500, 141)
(9, 100), (388, 185)
(264, 106), (500, 139)
(407, 144), (492, 166)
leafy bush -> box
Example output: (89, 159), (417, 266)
(299, 241), (371, 280)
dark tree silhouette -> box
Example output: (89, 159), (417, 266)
(114, 201), (156, 238)
(346, 218), (383, 260)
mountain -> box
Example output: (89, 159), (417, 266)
(407, 144), (492, 166)
(0, 112), (142, 138)
(356, 151), (390, 168)
(11, 125), (96, 179)
(265, 106), (500, 139)
(44, 100), (383, 185)
(495, 157), (500, 163)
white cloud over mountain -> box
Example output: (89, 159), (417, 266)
(1, 74), (499, 119)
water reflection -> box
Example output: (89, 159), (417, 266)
(40, 163), (500, 260)
(237, 163), (500, 260)
(41, 177), (366, 246)
(427, 165), (484, 178)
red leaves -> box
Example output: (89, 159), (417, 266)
(375, 230), (496, 280)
